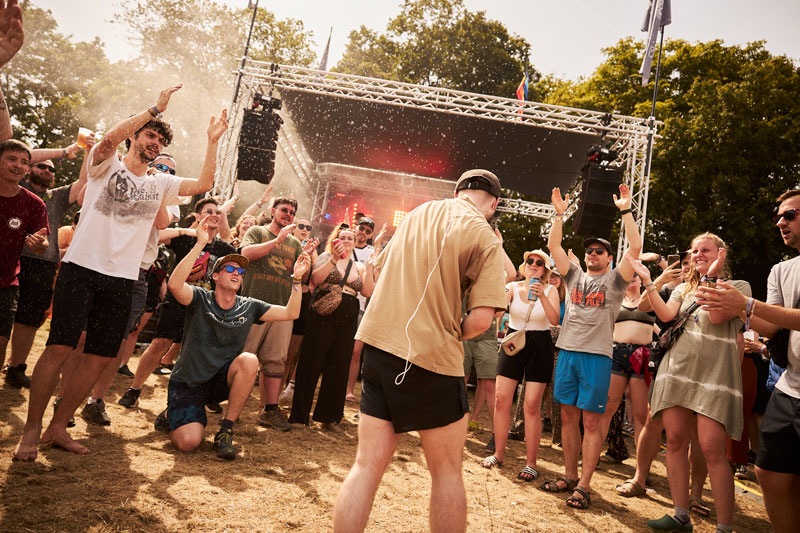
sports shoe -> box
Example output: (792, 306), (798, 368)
(213, 428), (237, 460)
(81, 399), (111, 426)
(257, 407), (291, 431)
(645, 514), (693, 532)
(4, 363), (30, 388)
(278, 383), (295, 405)
(153, 365), (172, 375)
(118, 388), (141, 408)
(734, 463), (749, 479)
(53, 397), (75, 428)
(117, 364), (134, 377)
(154, 409), (170, 432)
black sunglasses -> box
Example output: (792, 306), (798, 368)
(35, 163), (55, 173)
(297, 224), (312, 231)
(526, 257), (545, 267)
(357, 225), (373, 235)
(585, 247), (607, 255)
(151, 162), (176, 175)
(220, 265), (246, 275)
(773, 209), (800, 223)
(277, 206), (296, 215)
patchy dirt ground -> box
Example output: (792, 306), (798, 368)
(1, 324), (771, 532)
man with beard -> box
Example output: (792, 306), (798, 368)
(5, 143), (91, 389)
(240, 197), (313, 431)
(14, 85), (228, 460)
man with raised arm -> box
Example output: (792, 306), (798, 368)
(164, 215), (310, 460)
(14, 85), (228, 461)
(540, 184), (641, 510)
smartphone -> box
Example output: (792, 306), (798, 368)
(667, 254), (680, 265)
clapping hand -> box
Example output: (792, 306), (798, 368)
(293, 253), (311, 278)
(302, 237), (319, 255)
(276, 223), (296, 244)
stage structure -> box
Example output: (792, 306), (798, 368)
(213, 61), (660, 256)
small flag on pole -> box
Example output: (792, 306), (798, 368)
(515, 71), (528, 101)
(318, 27), (333, 71)
(640, 0), (672, 86)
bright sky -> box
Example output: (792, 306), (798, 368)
(37, 0), (800, 81)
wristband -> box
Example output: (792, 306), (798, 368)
(620, 208), (632, 216)
(61, 148), (68, 159)
(148, 106), (163, 119)
(256, 201), (262, 207)
(292, 277), (302, 283)
(554, 213), (565, 218)
(645, 282), (655, 287)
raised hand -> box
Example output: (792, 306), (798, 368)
(64, 143), (81, 159)
(82, 134), (97, 152)
(707, 247), (727, 279)
(276, 223), (296, 244)
(207, 108), (228, 142)
(624, 255), (651, 282)
(0, 0), (23, 69)
(332, 239), (345, 259)
(613, 183), (632, 211)
(653, 261), (682, 286)
(155, 84), (182, 113)
(293, 253), (311, 278)
(638, 252), (660, 262)
(259, 184), (273, 206)
(302, 237), (318, 255)
(195, 214), (211, 246)
(551, 187), (569, 215)
(373, 223), (388, 245)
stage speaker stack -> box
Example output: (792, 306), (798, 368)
(237, 108), (283, 184)
(572, 163), (625, 239)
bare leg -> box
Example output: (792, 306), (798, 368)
(689, 418), (708, 500)
(419, 414), (469, 533)
(627, 377), (650, 449)
(171, 422), (203, 453)
(90, 342), (127, 401)
(119, 311), (150, 367)
(601, 373), (628, 440)
(696, 414), (734, 525)
(333, 413), (400, 532)
(560, 404), (581, 482)
(661, 406), (692, 512)
(577, 410), (605, 491)
(489, 375), (518, 463)
(9, 322), (39, 366)
(225, 353), (259, 422)
(478, 378), (496, 427)
(160, 341), (180, 365)
(13, 344), (74, 460)
(346, 339), (364, 400)
(523, 381), (547, 467)
(756, 467), (800, 533)
(130, 337), (172, 390)
(261, 375), (281, 408)
(627, 413), (664, 489)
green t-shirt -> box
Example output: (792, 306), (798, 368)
(240, 225), (303, 305)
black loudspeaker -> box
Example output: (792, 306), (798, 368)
(237, 108), (282, 184)
(572, 163), (625, 238)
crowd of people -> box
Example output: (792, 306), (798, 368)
(1, 2), (798, 532)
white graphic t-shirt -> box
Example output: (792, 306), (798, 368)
(63, 147), (186, 280)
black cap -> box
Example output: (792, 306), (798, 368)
(357, 217), (375, 230)
(583, 237), (613, 255)
(455, 169), (501, 199)
(678, 249), (690, 260)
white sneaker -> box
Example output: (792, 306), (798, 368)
(278, 383), (295, 405)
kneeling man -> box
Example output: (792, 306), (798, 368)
(166, 215), (310, 459)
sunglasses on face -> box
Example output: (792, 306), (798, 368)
(773, 209), (800, 223)
(526, 257), (545, 267)
(297, 224), (312, 231)
(277, 207), (296, 216)
(585, 247), (607, 256)
(151, 162), (176, 175)
(35, 163), (55, 173)
(220, 265), (246, 275)
(357, 225), (373, 235)
(201, 209), (221, 216)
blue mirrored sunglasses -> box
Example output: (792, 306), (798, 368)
(221, 265), (245, 275)
(151, 162), (176, 175)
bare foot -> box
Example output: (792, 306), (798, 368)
(40, 427), (89, 455)
(13, 428), (41, 461)
(345, 393), (357, 402)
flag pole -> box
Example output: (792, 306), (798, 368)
(643, 25), (665, 177)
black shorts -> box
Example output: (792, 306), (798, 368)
(15, 256), (58, 327)
(360, 344), (468, 433)
(124, 269), (149, 334)
(496, 329), (554, 383)
(291, 290), (312, 336)
(144, 267), (162, 313)
(167, 360), (232, 431)
(611, 342), (650, 379)
(0, 286), (19, 338)
(756, 388), (800, 476)
(46, 262), (133, 358)
(751, 353), (772, 416)
(154, 293), (187, 342)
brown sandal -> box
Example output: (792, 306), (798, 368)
(566, 487), (591, 509)
(616, 478), (646, 497)
(540, 477), (578, 493)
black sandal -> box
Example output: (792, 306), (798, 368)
(566, 487), (591, 510)
(540, 477), (578, 493)
(518, 466), (539, 482)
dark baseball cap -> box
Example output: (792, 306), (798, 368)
(212, 253), (249, 273)
(455, 169), (501, 199)
(357, 217), (375, 230)
(583, 237), (613, 255)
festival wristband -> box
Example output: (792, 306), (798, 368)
(620, 208), (632, 215)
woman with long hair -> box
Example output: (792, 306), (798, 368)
(481, 250), (560, 482)
(289, 224), (374, 428)
(630, 233), (750, 533)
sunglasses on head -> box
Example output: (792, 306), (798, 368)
(297, 224), (312, 231)
(151, 162), (176, 175)
(526, 257), (545, 267)
(773, 209), (800, 223)
(220, 265), (246, 275)
(35, 163), (55, 173)
(585, 247), (607, 255)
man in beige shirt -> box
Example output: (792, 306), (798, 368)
(333, 170), (507, 533)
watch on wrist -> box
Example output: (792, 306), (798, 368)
(148, 106), (163, 119)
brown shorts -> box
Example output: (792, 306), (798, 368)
(243, 319), (293, 377)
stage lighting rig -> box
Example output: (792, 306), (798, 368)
(586, 144), (618, 164)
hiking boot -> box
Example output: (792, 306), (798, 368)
(4, 363), (30, 388)
(118, 388), (141, 408)
(81, 399), (111, 426)
(53, 397), (75, 428)
(117, 364), (134, 377)
(257, 407), (291, 432)
(213, 428), (237, 460)
(154, 409), (170, 432)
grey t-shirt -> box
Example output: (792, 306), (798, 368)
(21, 182), (72, 263)
(555, 262), (628, 357)
(170, 286), (270, 388)
(766, 255), (800, 399)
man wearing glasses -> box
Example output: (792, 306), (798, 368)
(163, 217), (310, 460)
(542, 184), (640, 510)
(5, 144), (91, 389)
(240, 197), (313, 431)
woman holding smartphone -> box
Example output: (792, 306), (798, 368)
(629, 233), (750, 533)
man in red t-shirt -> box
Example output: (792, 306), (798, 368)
(0, 139), (49, 370)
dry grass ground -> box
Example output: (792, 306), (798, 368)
(0, 324), (772, 532)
